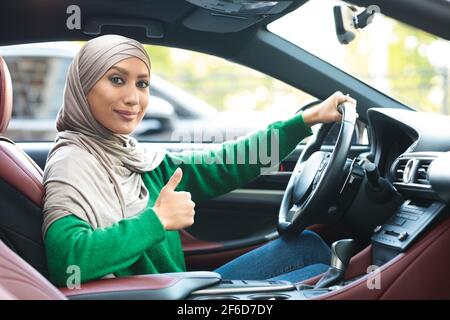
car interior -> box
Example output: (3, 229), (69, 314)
(1, 0), (450, 300)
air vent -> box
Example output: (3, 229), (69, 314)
(393, 155), (435, 189)
(414, 159), (432, 185)
(394, 159), (409, 183)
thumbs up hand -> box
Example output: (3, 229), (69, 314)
(154, 168), (196, 230)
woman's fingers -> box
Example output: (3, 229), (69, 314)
(346, 95), (357, 105)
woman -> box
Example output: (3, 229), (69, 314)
(42, 35), (357, 287)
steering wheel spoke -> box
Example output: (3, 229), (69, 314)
(286, 204), (300, 222)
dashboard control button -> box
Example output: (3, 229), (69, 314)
(393, 218), (406, 226)
(374, 225), (383, 233)
(398, 232), (409, 241)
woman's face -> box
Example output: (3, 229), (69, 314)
(87, 57), (150, 135)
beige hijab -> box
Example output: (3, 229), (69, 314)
(42, 35), (166, 237)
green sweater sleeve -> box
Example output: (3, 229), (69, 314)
(44, 207), (166, 286)
(159, 113), (313, 202)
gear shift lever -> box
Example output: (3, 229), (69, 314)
(314, 239), (357, 289)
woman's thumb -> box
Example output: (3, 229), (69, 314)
(165, 168), (183, 191)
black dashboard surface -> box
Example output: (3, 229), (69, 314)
(365, 108), (450, 205)
(367, 108), (450, 177)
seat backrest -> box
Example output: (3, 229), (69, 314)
(0, 240), (65, 300)
(0, 56), (49, 277)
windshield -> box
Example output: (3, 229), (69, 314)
(268, 0), (450, 115)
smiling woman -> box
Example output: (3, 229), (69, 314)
(87, 58), (151, 135)
(43, 35), (167, 237)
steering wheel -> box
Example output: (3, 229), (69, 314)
(278, 103), (358, 234)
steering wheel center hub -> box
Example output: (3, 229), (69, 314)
(293, 151), (329, 203)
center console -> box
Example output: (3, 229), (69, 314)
(371, 199), (445, 266)
(188, 279), (334, 300)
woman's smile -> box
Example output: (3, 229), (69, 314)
(114, 109), (139, 121)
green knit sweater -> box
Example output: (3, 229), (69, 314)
(44, 113), (313, 286)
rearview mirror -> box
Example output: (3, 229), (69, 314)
(333, 5), (379, 45)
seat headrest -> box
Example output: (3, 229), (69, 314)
(0, 56), (13, 134)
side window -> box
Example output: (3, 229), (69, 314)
(137, 45), (316, 143)
(1, 43), (315, 143)
(3, 56), (70, 119)
(2, 54), (71, 141)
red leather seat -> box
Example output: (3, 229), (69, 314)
(0, 56), (47, 277)
(0, 239), (66, 299)
(0, 56), (66, 299)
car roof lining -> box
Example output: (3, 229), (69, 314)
(1, 0), (448, 45)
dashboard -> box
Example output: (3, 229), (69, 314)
(367, 108), (450, 203)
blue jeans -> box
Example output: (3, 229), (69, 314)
(214, 230), (331, 283)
